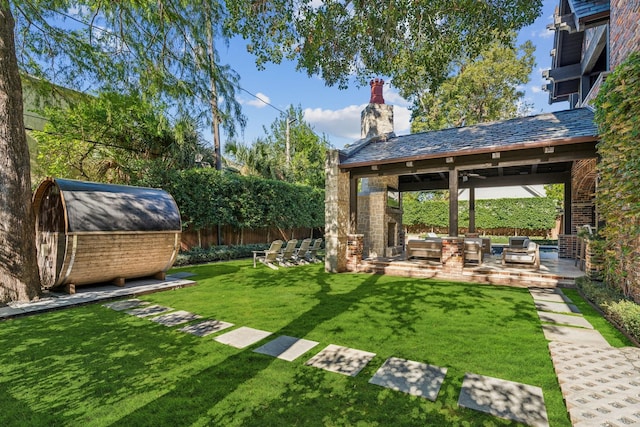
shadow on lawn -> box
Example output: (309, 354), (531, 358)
(0, 263), (545, 425)
(109, 266), (532, 425)
(0, 308), (218, 426)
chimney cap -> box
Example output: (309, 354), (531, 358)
(369, 78), (385, 104)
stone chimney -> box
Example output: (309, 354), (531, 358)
(361, 78), (394, 140)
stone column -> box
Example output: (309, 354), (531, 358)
(325, 149), (350, 272)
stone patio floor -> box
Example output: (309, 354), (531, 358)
(3, 276), (640, 426)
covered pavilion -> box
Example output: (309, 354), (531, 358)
(324, 83), (599, 286)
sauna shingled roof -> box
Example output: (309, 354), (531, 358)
(340, 108), (597, 166)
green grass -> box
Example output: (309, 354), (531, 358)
(0, 260), (574, 426)
(562, 288), (634, 347)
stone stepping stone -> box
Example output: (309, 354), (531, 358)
(254, 336), (319, 361)
(179, 319), (235, 337)
(126, 304), (173, 318)
(541, 324), (610, 347)
(368, 357), (447, 401)
(149, 310), (202, 327)
(537, 311), (594, 329)
(529, 288), (572, 304)
(535, 300), (580, 314)
(214, 326), (272, 349)
(305, 344), (376, 377)
(458, 373), (549, 427)
(103, 299), (149, 311)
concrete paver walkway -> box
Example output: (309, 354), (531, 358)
(533, 287), (640, 426)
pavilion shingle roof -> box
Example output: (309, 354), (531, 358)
(340, 108), (598, 166)
(567, 0), (609, 21)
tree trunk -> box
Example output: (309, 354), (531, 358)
(0, 6), (41, 303)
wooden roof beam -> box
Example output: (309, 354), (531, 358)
(543, 63), (582, 83)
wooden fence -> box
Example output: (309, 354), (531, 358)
(180, 225), (323, 250)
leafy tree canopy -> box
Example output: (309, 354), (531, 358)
(411, 34), (535, 132)
(226, 105), (329, 189)
(32, 91), (209, 184)
(12, 0), (245, 136)
(13, 1), (541, 122)
(229, 1), (541, 98)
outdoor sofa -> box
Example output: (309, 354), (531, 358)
(502, 237), (540, 269)
(406, 238), (442, 262)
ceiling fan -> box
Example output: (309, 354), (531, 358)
(460, 171), (487, 182)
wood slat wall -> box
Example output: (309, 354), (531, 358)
(55, 232), (179, 288)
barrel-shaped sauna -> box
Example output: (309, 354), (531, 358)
(33, 178), (182, 292)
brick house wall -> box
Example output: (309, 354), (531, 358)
(605, 2), (640, 301)
(610, 1), (640, 68)
(559, 159), (597, 258)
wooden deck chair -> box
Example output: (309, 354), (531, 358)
(278, 239), (298, 266)
(293, 238), (313, 263)
(252, 240), (283, 269)
(306, 238), (323, 262)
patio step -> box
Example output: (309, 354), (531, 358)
(358, 259), (578, 288)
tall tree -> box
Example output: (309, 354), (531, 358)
(226, 106), (329, 189)
(228, 0), (541, 97)
(0, 4), (41, 301)
(32, 91), (208, 184)
(2, 1), (542, 302)
(411, 35), (536, 132)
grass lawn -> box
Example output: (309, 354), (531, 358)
(3, 260), (620, 426)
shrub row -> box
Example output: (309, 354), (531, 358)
(576, 277), (640, 342)
(174, 244), (269, 266)
(134, 167), (325, 231)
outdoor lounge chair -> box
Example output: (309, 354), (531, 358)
(294, 238), (313, 263)
(306, 238), (323, 262)
(278, 239), (298, 266)
(463, 238), (483, 264)
(253, 240), (283, 269)
(502, 238), (540, 269)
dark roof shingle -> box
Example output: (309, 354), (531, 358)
(567, 0), (609, 21)
(341, 108), (597, 166)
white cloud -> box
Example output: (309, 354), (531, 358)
(303, 102), (412, 147)
(383, 85), (411, 108)
(531, 85), (542, 94)
(241, 92), (271, 108)
(304, 105), (365, 142)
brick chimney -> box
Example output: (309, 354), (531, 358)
(361, 78), (394, 140)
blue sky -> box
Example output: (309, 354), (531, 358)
(217, 0), (568, 151)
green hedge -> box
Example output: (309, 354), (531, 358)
(577, 277), (640, 342)
(174, 244), (269, 266)
(134, 168), (325, 231)
(403, 197), (557, 231)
